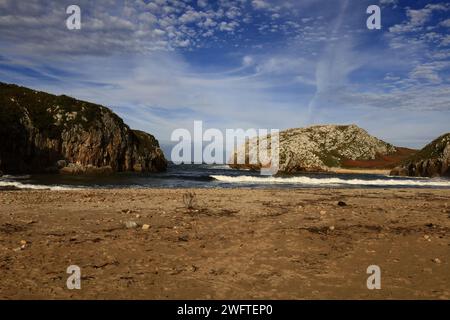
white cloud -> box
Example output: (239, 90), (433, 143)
(409, 64), (444, 83)
(225, 6), (241, 19)
(389, 3), (450, 33)
(197, 0), (208, 8)
(440, 35), (450, 46)
(179, 10), (202, 24)
(251, 0), (271, 10)
(0, 0), (270, 53)
(242, 55), (254, 66)
(380, 0), (397, 5)
(219, 21), (239, 32)
(1, 0), (449, 149)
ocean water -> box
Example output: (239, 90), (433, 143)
(1, 164), (450, 190)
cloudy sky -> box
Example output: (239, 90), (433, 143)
(0, 0), (449, 153)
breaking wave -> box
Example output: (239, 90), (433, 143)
(210, 175), (450, 187)
(0, 180), (75, 191)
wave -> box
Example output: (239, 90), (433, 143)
(1, 174), (32, 180)
(0, 180), (74, 190)
(161, 174), (214, 181)
(210, 175), (450, 187)
(207, 164), (234, 170)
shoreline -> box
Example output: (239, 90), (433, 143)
(328, 167), (391, 175)
(1, 188), (449, 299)
(2, 186), (450, 191)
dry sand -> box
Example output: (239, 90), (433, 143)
(0, 188), (449, 299)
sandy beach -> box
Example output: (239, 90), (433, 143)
(0, 188), (449, 300)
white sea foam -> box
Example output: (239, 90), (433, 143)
(209, 164), (237, 170)
(0, 180), (74, 190)
(211, 175), (450, 187)
(1, 175), (31, 179)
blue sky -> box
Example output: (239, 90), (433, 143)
(0, 0), (449, 152)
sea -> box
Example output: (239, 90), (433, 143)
(1, 163), (450, 190)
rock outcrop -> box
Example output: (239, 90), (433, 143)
(0, 82), (167, 174)
(390, 133), (450, 178)
(230, 124), (407, 173)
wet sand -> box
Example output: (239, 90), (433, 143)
(0, 188), (449, 299)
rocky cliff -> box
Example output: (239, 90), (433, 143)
(230, 124), (412, 173)
(390, 133), (450, 178)
(0, 82), (167, 174)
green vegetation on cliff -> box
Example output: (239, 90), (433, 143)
(0, 82), (167, 174)
(231, 124), (407, 173)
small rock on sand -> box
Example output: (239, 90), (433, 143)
(432, 258), (442, 264)
(124, 221), (138, 229)
(13, 240), (27, 252)
(337, 201), (347, 207)
(142, 224), (150, 230)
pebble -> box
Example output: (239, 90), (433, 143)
(329, 226), (335, 231)
(142, 224), (150, 230)
(13, 240), (27, 252)
(337, 201), (347, 207)
(433, 258), (442, 264)
(424, 235), (431, 241)
(320, 210), (326, 215)
(124, 221), (138, 229)
(190, 265), (198, 272)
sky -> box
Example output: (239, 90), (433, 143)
(0, 0), (449, 154)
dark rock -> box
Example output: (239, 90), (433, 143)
(337, 201), (347, 207)
(56, 160), (67, 169)
(390, 134), (450, 178)
(0, 82), (167, 174)
(60, 164), (113, 175)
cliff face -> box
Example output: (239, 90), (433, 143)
(0, 82), (167, 174)
(230, 124), (403, 173)
(390, 134), (450, 178)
